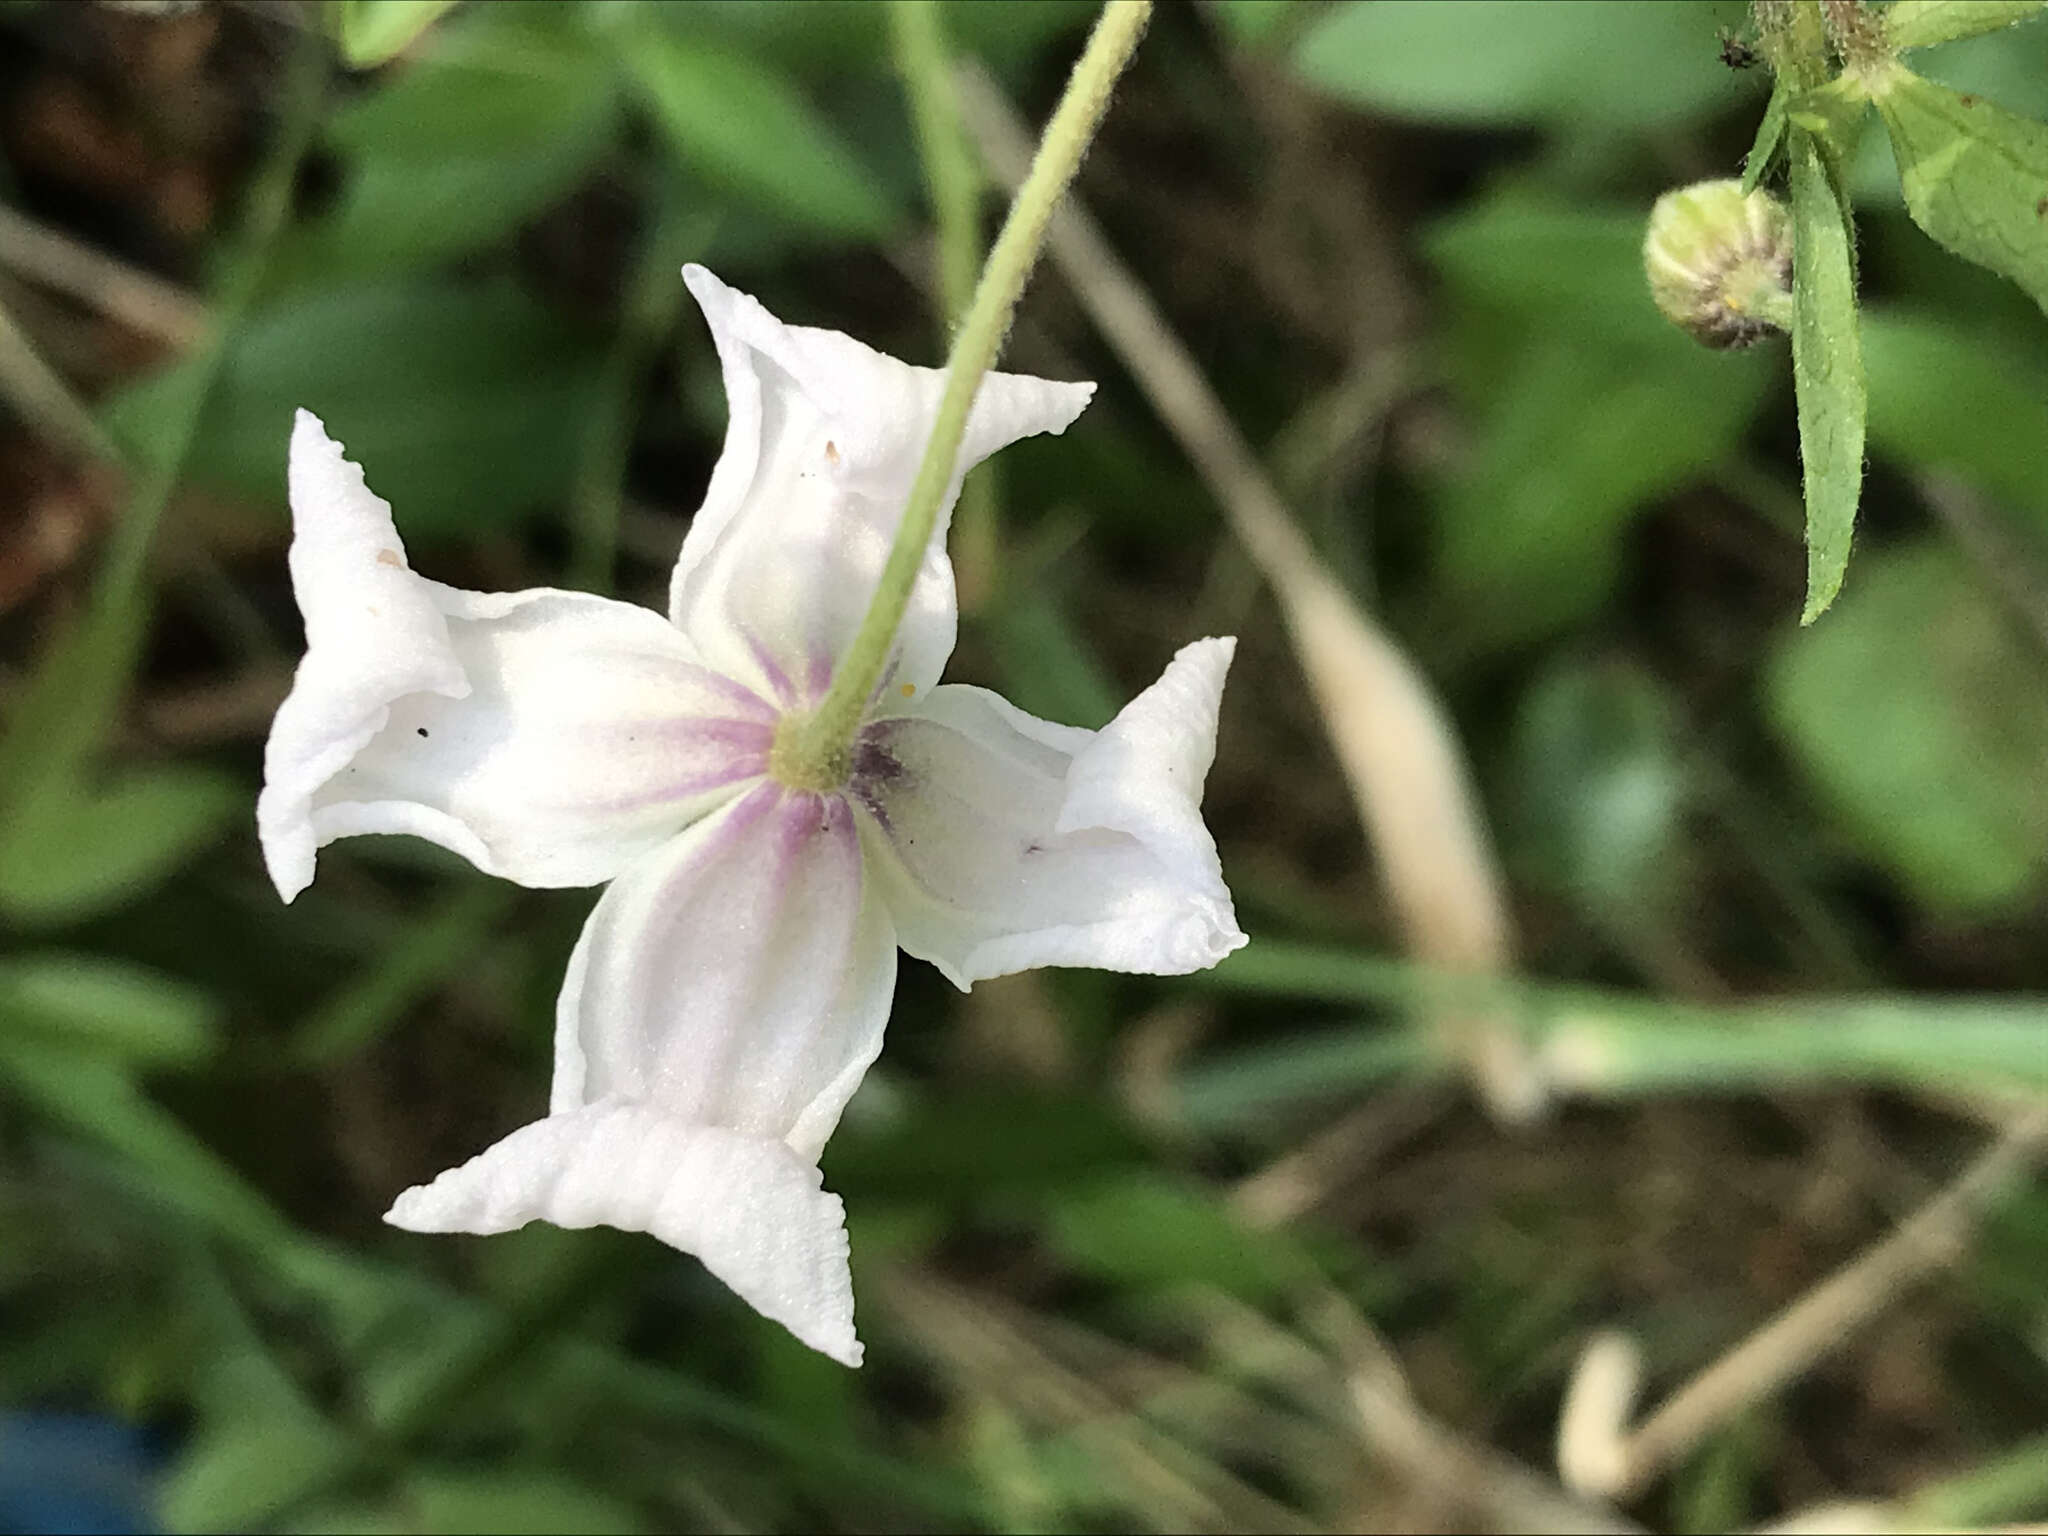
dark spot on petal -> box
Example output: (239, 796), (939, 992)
(849, 736), (910, 833)
(852, 737), (906, 787)
(416, 727), (429, 738)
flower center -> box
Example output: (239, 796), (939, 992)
(767, 708), (854, 793)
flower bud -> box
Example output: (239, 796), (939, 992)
(1644, 179), (1795, 349)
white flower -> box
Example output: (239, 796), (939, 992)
(258, 265), (1245, 1365)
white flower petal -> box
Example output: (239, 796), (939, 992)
(386, 1100), (860, 1365)
(551, 782), (898, 1164)
(671, 265), (1094, 703)
(259, 412), (773, 900)
(855, 637), (1247, 988)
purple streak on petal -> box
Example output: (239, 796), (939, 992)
(584, 718), (773, 812)
(701, 778), (785, 856)
(808, 650), (835, 704)
(742, 631), (800, 708)
(683, 665), (783, 724)
(685, 783), (861, 1108)
(632, 717), (777, 753)
(588, 764), (766, 814)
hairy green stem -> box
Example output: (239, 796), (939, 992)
(891, 0), (1003, 611)
(1754, 0), (1834, 88)
(775, 0), (1150, 786)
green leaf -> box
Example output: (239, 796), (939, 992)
(1788, 127), (1866, 621)
(286, 17), (616, 281)
(1885, 0), (2048, 52)
(618, 22), (897, 236)
(1872, 65), (2048, 314)
(402, 1469), (649, 1535)
(1766, 541), (2048, 913)
(0, 768), (241, 924)
(0, 1041), (286, 1246)
(1047, 1173), (1315, 1299)
(1743, 81), (1792, 194)
(1852, 24), (2048, 206)
(626, 0), (1091, 83)
(1423, 195), (1775, 647)
(334, 8), (612, 156)
(1504, 660), (1690, 923)
(0, 955), (219, 1065)
(332, 0), (461, 67)
(625, 0), (890, 76)
(0, 582), (147, 813)
(102, 281), (601, 538)
(985, 590), (1119, 730)
(1864, 309), (2048, 532)
(294, 883), (515, 1065)
(826, 1090), (1146, 1202)
(1427, 197), (1667, 344)
(161, 1412), (353, 1533)
(1172, 1028), (1433, 1134)
(1291, 0), (1752, 130)
(1433, 335), (1771, 648)
(1210, 0), (1305, 48)
(1902, 1431), (2048, 1527)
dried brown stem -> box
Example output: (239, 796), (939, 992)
(0, 204), (207, 349)
(955, 61), (1538, 1122)
(1567, 1105), (2048, 1502)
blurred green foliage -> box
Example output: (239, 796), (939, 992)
(2, 1), (2046, 1531)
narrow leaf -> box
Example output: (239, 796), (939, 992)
(1873, 65), (2048, 314)
(618, 24), (896, 236)
(1788, 127), (1866, 621)
(0, 1040), (287, 1246)
(1742, 81), (1791, 194)
(1864, 309), (2048, 532)
(0, 955), (219, 1065)
(333, 0), (462, 68)
(1767, 542), (2048, 913)
(0, 769), (241, 924)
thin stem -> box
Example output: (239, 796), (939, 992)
(99, 34), (325, 616)
(1592, 1104), (2048, 1499)
(892, 0), (1003, 611)
(954, 61), (1535, 1122)
(893, 0), (981, 325)
(0, 299), (124, 466)
(780, 0), (1150, 779)
(0, 202), (208, 348)
(567, 183), (708, 593)
(0, 31), (326, 806)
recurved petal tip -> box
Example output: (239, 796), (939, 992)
(387, 1099), (863, 1366)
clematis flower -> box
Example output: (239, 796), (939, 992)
(258, 265), (1245, 1365)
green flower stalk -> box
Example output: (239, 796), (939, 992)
(773, 0), (1152, 789)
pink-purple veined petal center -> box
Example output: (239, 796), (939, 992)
(734, 624), (847, 716)
(575, 715), (776, 814)
(557, 775), (882, 1147)
(666, 781), (864, 1118)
